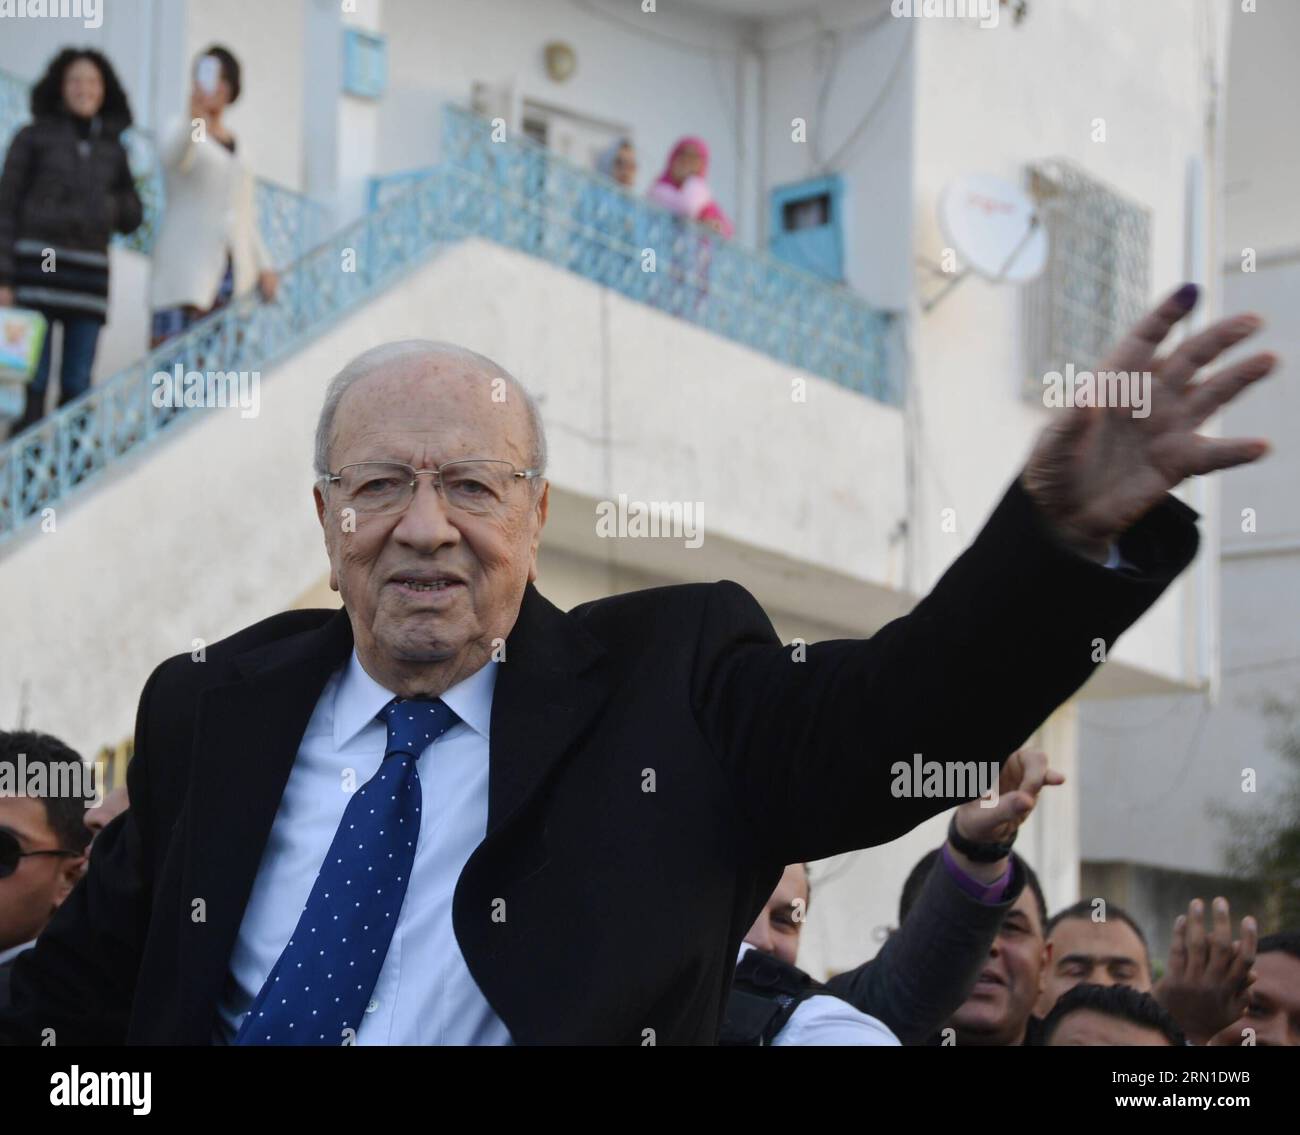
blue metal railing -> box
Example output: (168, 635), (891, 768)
(0, 67), (325, 268)
(0, 169), (453, 543)
(0, 102), (898, 548)
(371, 106), (897, 404)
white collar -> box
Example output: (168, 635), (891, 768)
(0, 939), (36, 967)
(332, 649), (497, 751)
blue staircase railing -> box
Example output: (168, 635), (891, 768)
(0, 103), (898, 549)
(373, 105), (897, 406)
(0, 67), (325, 269)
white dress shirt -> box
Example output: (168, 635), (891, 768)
(214, 651), (511, 1045)
(736, 943), (900, 1046)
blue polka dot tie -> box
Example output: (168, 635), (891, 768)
(235, 697), (459, 1045)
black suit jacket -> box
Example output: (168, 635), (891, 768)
(0, 482), (1197, 1045)
(0, 957), (17, 1013)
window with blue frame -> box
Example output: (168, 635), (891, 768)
(343, 27), (388, 99)
(768, 175), (846, 283)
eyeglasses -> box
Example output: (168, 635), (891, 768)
(0, 829), (82, 880)
(320, 459), (542, 518)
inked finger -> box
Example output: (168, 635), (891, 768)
(1103, 285), (1199, 374)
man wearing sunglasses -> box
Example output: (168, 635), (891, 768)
(0, 731), (91, 1012)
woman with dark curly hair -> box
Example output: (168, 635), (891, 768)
(0, 48), (143, 431)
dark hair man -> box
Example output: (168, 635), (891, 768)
(1042, 981), (1186, 1046)
(0, 732), (91, 1010)
(1210, 931), (1300, 1047)
(1036, 899), (1151, 1019)
(913, 853), (1048, 1046)
(825, 749), (1060, 1045)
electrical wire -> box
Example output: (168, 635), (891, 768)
(813, 27), (911, 174)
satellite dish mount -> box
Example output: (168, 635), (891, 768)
(920, 173), (1048, 313)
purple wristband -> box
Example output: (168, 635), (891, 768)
(941, 843), (1013, 904)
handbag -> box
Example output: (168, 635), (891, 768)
(0, 307), (48, 421)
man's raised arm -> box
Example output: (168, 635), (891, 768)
(689, 286), (1275, 866)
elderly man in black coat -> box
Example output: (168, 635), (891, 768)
(0, 285), (1277, 1044)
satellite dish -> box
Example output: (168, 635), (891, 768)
(923, 173), (1048, 312)
(939, 173), (1047, 283)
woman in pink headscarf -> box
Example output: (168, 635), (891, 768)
(646, 137), (734, 238)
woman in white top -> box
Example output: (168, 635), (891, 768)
(149, 46), (277, 348)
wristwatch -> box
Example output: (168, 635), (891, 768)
(947, 813), (1016, 863)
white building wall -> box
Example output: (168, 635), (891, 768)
(374, 0), (747, 226)
(334, 0), (383, 226)
(184, 0), (306, 193)
(1080, 0), (1300, 880)
(910, 0), (1215, 659)
(757, 0), (915, 312)
(1078, 257), (1300, 881)
(800, 0), (1223, 975)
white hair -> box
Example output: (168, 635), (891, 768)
(313, 340), (547, 480)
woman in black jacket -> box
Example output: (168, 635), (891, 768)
(0, 49), (143, 431)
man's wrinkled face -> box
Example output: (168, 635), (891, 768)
(0, 797), (84, 951)
(314, 357), (547, 697)
(1036, 916), (1150, 1015)
(1210, 951), (1300, 1047)
(744, 864), (808, 967)
(1047, 1009), (1171, 1047)
(949, 887), (1047, 1045)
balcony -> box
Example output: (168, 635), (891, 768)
(375, 106), (898, 406)
(0, 99), (897, 551)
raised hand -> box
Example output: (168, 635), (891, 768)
(1155, 896), (1257, 1045)
(1022, 284), (1277, 561)
(949, 749), (1063, 882)
(954, 748), (1063, 847)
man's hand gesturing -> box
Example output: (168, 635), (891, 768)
(1157, 897), (1258, 1045)
(949, 749), (1063, 882)
(1022, 284), (1277, 562)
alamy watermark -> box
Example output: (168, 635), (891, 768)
(0, 754), (104, 808)
(890, 754), (1000, 808)
(891, 0), (998, 30)
(1042, 364), (1151, 419)
(0, 0), (102, 29)
(50, 1067), (150, 1115)
(595, 494), (704, 548)
(152, 365), (261, 419)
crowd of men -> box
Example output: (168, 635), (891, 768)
(730, 749), (1298, 1046)
(3, 728), (1295, 1045)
